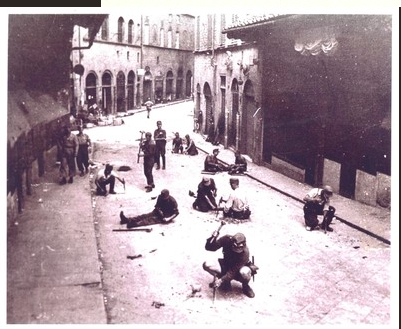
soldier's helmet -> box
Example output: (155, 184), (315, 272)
(323, 185), (333, 195)
(231, 233), (246, 253)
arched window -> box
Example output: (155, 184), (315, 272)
(128, 20), (134, 44)
(101, 17), (109, 40)
(160, 28), (164, 47)
(118, 17), (125, 43)
(167, 29), (172, 48)
(152, 24), (158, 45)
(175, 31), (180, 49)
(144, 20), (150, 45)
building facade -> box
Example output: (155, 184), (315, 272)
(193, 14), (262, 162)
(224, 14), (392, 207)
(71, 13), (195, 114)
(7, 14), (106, 226)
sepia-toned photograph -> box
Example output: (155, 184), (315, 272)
(5, 8), (397, 325)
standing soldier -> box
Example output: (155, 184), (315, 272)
(145, 98), (154, 119)
(154, 120), (167, 170)
(141, 132), (156, 192)
(76, 126), (91, 176)
(58, 126), (79, 184)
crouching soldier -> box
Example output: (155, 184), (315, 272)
(303, 185), (336, 232)
(203, 230), (258, 298)
(95, 164), (125, 196)
(120, 189), (179, 228)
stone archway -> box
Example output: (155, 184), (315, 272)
(203, 82), (213, 134)
(166, 71), (174, 101)
(229, 78), (239, 148)
(85, 72), (97, 104)
(127, 71), (135, 110)
(185, 70), (192, 98)
(101, 71), (113, 114)
(143, 71), (153, 102)
(116, 71), (126, 112)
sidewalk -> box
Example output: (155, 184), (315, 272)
(6, 165), (107, 324)
(191, 133), (391, 245)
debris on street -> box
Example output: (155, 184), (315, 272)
(151, 301), (165, 309)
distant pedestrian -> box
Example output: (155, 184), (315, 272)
(76, 126), (91, 176)
(192, 177), (218, 212)
(145, 98), (154, 119)
(120, 189), (179, 227)
(58, 126), (79, 184)
(197, 110), (203, 133)
(154, 120), (167, 170)
(141, 132), (156, 191)
(303, 185), (335, 232)
(221, 178), (251, 219)
(184, 134), (198, 156)
(95, 164), (125, 196)
(172, 132), (184, 154)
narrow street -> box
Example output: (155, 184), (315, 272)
(88, 101), (390, 324)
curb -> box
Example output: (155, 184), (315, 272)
(195, 145), (391, 246)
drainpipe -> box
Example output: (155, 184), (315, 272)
(212, 15), (217, 127)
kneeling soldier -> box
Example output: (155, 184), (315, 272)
(203, 230), (258, 298)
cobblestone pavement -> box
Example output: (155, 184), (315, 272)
(6, 101), (396, 325)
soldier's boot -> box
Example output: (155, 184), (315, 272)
(120, 211), (129, 225)
(220, 280), (232, 291)
(242, 283), (255, 298)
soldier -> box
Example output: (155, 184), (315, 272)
(221, 178), (251, 219)
(120, 189), (179, 228)
(172, 132), (184, 154)
(184, 134), (198, 156)
(192, 177), (218, 212)
(228, 150), (247, 175)
(58, 126), (79, 184)
(204, 148), (228, 172)
(203, 231), (257, 298)
(141, 132), (156, 192)
(95, 164), (125, 196)
(154, 120), (167, 170)
(303, 185), (335, 232)
(145, 98), (154, 119)
(76, 126), (91, 176)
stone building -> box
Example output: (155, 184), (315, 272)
(71, 13), (195, 114)
(223, 14), (391, 207)
(7, 14), (106, 226)
(193, 14), (262, 160)
(194, 13), (391, 208)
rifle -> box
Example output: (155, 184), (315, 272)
(249, 255), (259, 282)
(215, 197), (224, 218)
(137, 131), (145, 163)
(212, 273), (217, 304)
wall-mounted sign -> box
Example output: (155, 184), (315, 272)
(137, 69), (145, 76)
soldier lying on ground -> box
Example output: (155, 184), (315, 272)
(203, 231), (257, 298)
(303, 185), (335, 232)
(120, 189), (179, 228)
(192, 177), (218, 212)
